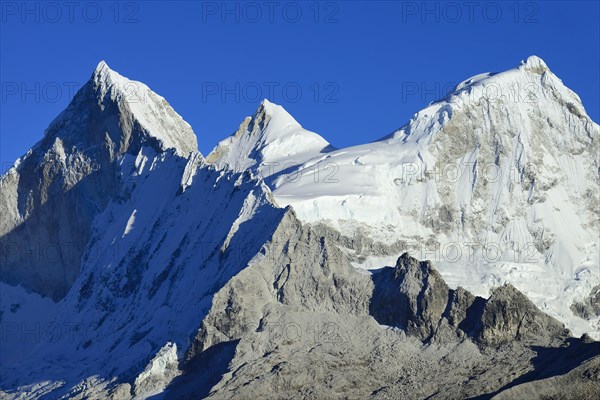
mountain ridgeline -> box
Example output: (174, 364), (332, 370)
(0, 58), (598, 399)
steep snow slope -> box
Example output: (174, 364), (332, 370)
(0, 282), (58, 366)
(1, 57), (599, 399)
(216, 56), (600, 338)
(206, 99), (333, 180)
(0, 61), (208, 393)
(91, 60), (198, 157)
(1, 147), (286, 398)
(1, 62), (288, 396)
(0, 61), (198, 300)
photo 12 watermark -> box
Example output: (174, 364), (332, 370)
(400, 80), (542, 104)
(1, 1), (141, 24)
(201, 81), (340, 104)
(392, 160), (524, 186)
(0, 240), (121, 266)
(406, 240), (541, 265)
(200, 1), (340, 24)
(264, 320), (348, 345)
(0, 320), (121, 346)
(400, 1), (540, 24)
(1, 81), (82, 104)
(1, 80), (149, 105)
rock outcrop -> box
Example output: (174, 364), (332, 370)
(2, 59), (598, 400)
(0, 61), (198, 300)
(571, 285), (600, 320)
(167, 217), (594, 399)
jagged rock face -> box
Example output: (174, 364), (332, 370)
(369, 253), (568, 346)
(0, 62), (198, 300)
(0, 84), (121, 300)
(571, 285), (600, 320)
(0, 147), (286, 398)
(479, 284), (570, 347)
(371, 254), (451, 341)
(1, 58), (599, 400)
(173, 220), (592, 400)
(187, 211), (374, 358)
(265, 56), (600, 339)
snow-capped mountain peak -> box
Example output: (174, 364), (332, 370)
(39, 61), (198, 159)
(92, 60), (124, 98)
(453, 55), (548, 94)
(270, 56), (600, 338)
(85, 61), (199, 157)
(206, 99), (332, 179)
(0, 61), (200, 301)
(258, 98), (301, 129)
(520, 54), (549, 73)
(389, 55), (592, 145)
(1, 57), (599, 399)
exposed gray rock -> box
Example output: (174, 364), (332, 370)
(162, 215), (596, 400)
(478, 283), (570, 347)
(0, 62), (198, 301)
(133, 342), (179, 397)
(370, 253), (453, 342)
(370, 253), (569, 347)
(488, 340), (600, 400)
(571, 285), (600, 320)
(2, 59), (598, 400)
(491, 356), (600, 400)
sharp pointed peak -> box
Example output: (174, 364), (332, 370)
(519, 55), (550, 74)
(258, 98), (280, 114)
(92, 60), (121, 80)
(206, 98), (331, 173)
(49, 60), (200, 157)
(254, 99), (300, 128)
(90, 60), (130, 96)
(260, 98), (274, 107)
(94, 60), (110, 73)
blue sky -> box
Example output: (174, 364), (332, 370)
(1, 1), (599, 168)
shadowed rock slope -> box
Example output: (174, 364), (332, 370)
(0, 61), (197, 300)
(160, 216), (598, 400)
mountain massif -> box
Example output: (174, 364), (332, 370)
(0, 57), (598, 399)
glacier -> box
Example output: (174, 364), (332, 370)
(0, 57), (598, 399)
(209, 55), (600, 339)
